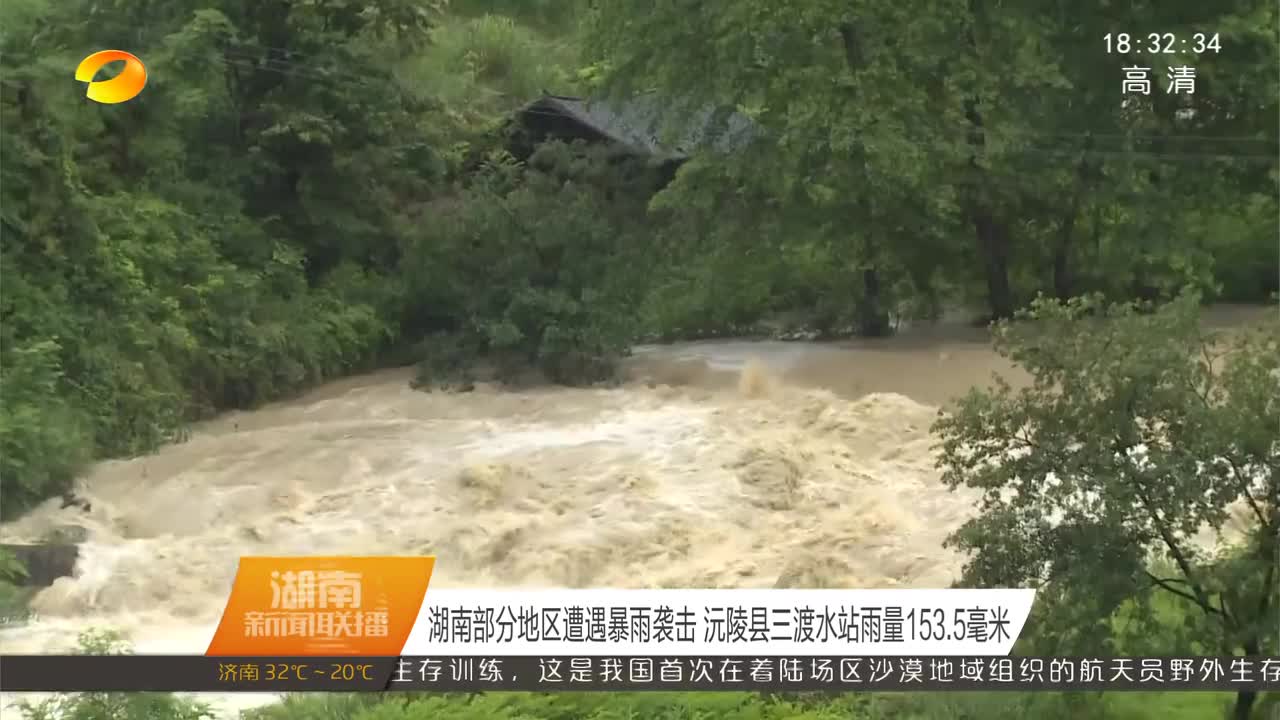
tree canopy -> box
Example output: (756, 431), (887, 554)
(933, 293), (1278, 720)
(583, 0), (1278, 330)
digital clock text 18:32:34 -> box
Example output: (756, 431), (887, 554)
(1104, 33), (1222, 54)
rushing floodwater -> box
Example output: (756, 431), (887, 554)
(0, 305), (1270, 716)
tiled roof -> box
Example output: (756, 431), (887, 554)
(520, 93), (757, 159)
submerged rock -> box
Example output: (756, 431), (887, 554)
(1, 544), (79, 587)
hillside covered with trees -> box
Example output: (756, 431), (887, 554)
(2, 0), (1276, 516)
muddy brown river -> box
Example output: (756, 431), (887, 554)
(0, 305), (1270, 715)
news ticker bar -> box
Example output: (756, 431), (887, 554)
(2, 656), (1278, 692)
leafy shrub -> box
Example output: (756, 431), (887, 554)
(412, 14), (573, 112)
(0, 339), (92, 517)
(402, 144), (649, 387)
(15, 629), (215, 720)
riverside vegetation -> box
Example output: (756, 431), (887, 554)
(2, 0), (1277, 718)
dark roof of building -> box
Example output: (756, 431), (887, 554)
(516, 93), (758, 160)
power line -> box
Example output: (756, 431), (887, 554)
(206, 43), (1278, 142)
(98, 28), (1276, 154)
(186, 54), (1280, 165)
(176, 36), (1272, 145)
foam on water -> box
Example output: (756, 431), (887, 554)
(0, 356), (976, 715)
(4, 307), (1269, 717)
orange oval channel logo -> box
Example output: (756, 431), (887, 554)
(75, 50), (147, 104)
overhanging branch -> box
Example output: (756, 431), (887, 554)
(1143, 570), (1224, 618)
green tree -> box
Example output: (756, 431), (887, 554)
(933, 292), (1279, 720)
(581, 0), (1278, 325)
(0, 0), (451, 514)
(583, 0), (972, 333)
(403, 142), (651, 385)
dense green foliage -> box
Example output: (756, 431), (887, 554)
(1, 0), (446, 516)
(2, 8), (1277, 720)
(2, 3), (1276, 720)
(584, 0), (1279, 328)
(2, 0), (1276, 516)
(16, 629), (216, 720)
(406, 142), (655, 386)
(933, 293), (1278, 720)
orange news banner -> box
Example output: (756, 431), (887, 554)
(206, 556), (434, 656)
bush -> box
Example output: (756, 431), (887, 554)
(0, 183), (398, 514)
(402, 144), (648, 387)
(15, 629), (215, 720)
(409, 14), (574, 113)
(0, 339), (92, 518)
